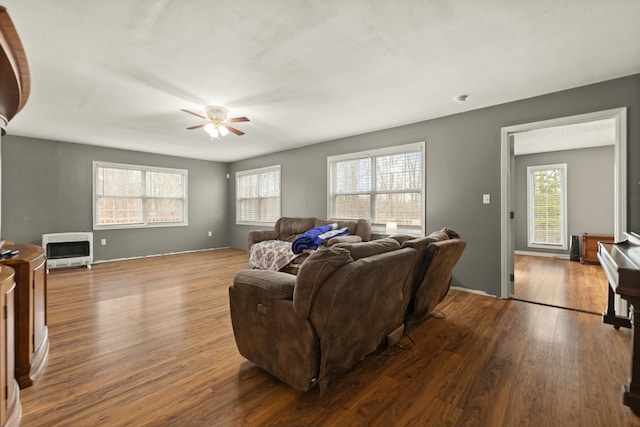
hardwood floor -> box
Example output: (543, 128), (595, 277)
(513, 254), (608, 314)
(19, 249), (640, 426)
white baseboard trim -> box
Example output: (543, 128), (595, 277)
(93, 247), (231, 265)
(515, 250), (570, 260)
(451, 286), (496, 298)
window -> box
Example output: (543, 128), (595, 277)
(93, 161), (188, 229)
(328, 142), (425, 234)
(236, 165), (281, 225)
(527, 163), (567, 249)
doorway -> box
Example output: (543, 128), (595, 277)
(500, 108), (627, 304)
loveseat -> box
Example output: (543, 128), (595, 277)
(247, 217), (372, 273)
(229, 227), (466, 392)
(247, 217), (372, 252)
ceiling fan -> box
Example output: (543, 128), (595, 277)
(181, 106), (249, 138)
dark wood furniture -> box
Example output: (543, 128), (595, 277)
(0, 6), (30, 129)
(0, 8), (31, 424)
(598, 232), (640, 414)
(581, 233), (614, 264)
(0, 266), (20, 427)
(0, 245), (48, 389)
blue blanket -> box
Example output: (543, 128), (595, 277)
(292, 224), (349, 254)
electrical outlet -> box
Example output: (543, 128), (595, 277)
(208, 231), (212, 237)
(483, 194), (491, 204)
(101, 238), (107, 246)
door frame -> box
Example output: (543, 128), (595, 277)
(500, 107), (627, 298)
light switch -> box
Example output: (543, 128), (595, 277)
(483, 194), (491, 204)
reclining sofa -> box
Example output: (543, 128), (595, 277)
(247, 217), (372, 273)
(229, 228), (466, 392)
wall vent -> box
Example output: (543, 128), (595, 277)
(42, 232), (93, 269)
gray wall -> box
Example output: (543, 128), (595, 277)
(514, 146), (615, 254)
(1, 74), (638, 296)
(228, 74), (640, 297)
(1, 136), (228, 261)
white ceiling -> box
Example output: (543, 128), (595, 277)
(2, 0), (640, 162)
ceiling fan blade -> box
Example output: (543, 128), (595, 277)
(227, 116), (250, 123)
(225, 125), (245, 136)
(186, 124), (206, 130)
(180, 109), (206, 120)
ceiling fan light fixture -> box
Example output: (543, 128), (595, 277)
(205, 106), (228, 121)
(204, 123), (219, 138)
(182, 106), (248, 139)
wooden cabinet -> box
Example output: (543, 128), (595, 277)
(581, 234), (614, 264)
(0, 244), (48, 388)
(0, 267), (21, 427)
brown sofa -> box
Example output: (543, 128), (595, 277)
(392, 228), (467, 321)
(247, 217), (372, 253)
(247, 217), (372, 273)
(229, 228), (466, 393)
(229, 238), (415, 392)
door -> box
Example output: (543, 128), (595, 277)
(500, 108), (627, 299)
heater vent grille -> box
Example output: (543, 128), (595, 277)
(42, 232), (93, 269)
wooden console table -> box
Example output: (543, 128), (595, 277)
(581, 234), (614, 264)
(0, 266), (20, 427)
(0, 244), (48, 389)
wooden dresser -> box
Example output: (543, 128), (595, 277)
(581, 234), (614, 264)
(0, 266), (20, 427)
(0, 244), (48, 388)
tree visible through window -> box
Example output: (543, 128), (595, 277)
(93, 162), (188, 229)
(527, 164), (567, 248)
(328, 142), (424, 234)
(236, 165), (281, 224)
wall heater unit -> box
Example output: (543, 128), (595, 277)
(42, 232), (93, 269)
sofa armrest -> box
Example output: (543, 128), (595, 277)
(355, 219), (372, 241)
(326, 235), (362, 246)
(232, 269), (296, 300)
(409, 238), (467, 320)
(247, 229), (279, 252)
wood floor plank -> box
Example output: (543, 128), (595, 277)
(454, 355), (516, 427)
(16, 248), (640, 426)
(514, 254), (608, 313)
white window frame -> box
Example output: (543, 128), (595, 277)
(93, 161), (188, 230)
(236, 165), (281, 226)
(327, 142), (425, 235)
(527, 163), (568, 249)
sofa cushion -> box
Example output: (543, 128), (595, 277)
(233, 270), (297, 300)
(326, 235), (362, 246)
(333, 238), (401, 260)
(278, 217), (318, 242)
(293, 246), (353, 318)
(400, 228), (452, 252)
